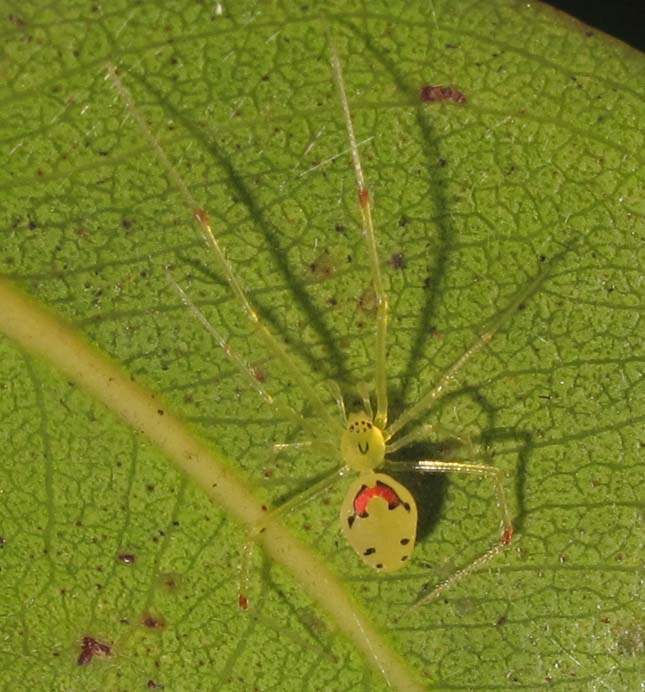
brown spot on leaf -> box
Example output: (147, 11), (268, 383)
(142, 613), (165, 629)
(78, 636), (111, 665)
(309, 251), (335, 281)
(357, 286), (377, 316)
(159, 572), (181, 591)
(420, 85), (466, 104)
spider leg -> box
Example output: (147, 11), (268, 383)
(382, 458), (513, 607)
(386, 422), (474, 455)
(239, 464), (351, 609)
(106, 63), (342, 438)
(330, 46), (389, 430)
(385, 264), (553, 441)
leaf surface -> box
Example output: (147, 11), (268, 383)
(1, 1), (643, 690)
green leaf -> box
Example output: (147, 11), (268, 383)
(1, 1), (643, 690)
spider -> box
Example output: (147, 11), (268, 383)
(107, 44), (546, 611)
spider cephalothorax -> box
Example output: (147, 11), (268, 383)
(340, 412), (386, 472)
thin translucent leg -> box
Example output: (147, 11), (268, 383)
(327, 380), (347, 426)
(169, 273), (320, 437)
(330, 47), (389, 430)
(105, 64), (342, 438)
(272, 441), (312, 454)
(385, 422), (474, 456)
(239, 464), (350, 609)
(414, 540), (511, 608)
(356, 382), (373, 419)
(272, 439), (337, 456)
(386, 265), (553, 440)
(382, 458), (513, 607)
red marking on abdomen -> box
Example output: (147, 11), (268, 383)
(354, 483), (399, 515)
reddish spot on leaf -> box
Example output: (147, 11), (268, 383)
(117, 552), (136, 564)
(239, 593), (249, 610)
(419, 85), (467, 104)
(78, 636), (111, 666)
(502, 527), (513, 545)
(142, 613), (165, 629)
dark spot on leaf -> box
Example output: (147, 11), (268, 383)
(335, 224), (347, 234)
(389, 253), (406, 270)
(309, 251), (335, 281)
(142, 613), (165, 629)
(420, 85), (466, 104)
(358, 286), (377, 316)
(159, 572), (181, 591)
(117, 552), (135, 564)
(78, 636), (111, 665)
(497, 614), (508, 626)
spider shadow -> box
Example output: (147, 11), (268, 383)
(384, 384), (534, 544)
(129, 70), (351, 387)
(334, 21), (461, 408)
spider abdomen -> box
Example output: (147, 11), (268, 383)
(340, 472), (417, 572)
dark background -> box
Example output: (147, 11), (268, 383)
(546, 0), (644, 51)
